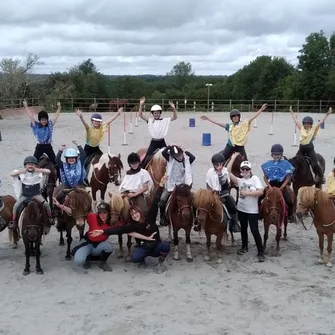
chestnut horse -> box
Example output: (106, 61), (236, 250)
(86, 153), (123, 211)
(53, 187), (92, 260)
(167, 184), (194, 262)
(296, 186), (335, 267)
(108, 192), (132, 261)
(0, 195), (18, 247)
(260, 187), (288, 256)
(193, 189), (228, 263)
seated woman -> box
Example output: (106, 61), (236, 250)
(119, 152), (153, 213)
(260, 144), (295, 221)
(90, 175), (170, 274)
(325, 159), (335, 198)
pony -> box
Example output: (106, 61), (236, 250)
(86, 153), (123, 211)
(167, 184), (194, 262)
(193, 189), (228, 263)
(296, 186), (335, 267)
(260, 187), (288, 256)
(53, 187), (92, 260)
(288, 153), (325, 196)
(108, 192), (132, 261)
(0, 195), (18, 247)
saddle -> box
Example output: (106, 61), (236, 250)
(0, 197), (4, 212)
(141, 148), (160, 169)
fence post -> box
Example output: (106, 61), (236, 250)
(71, 97), (74, 111)
(274, 99), (277, 112)
(297, 99), (300, 112)
(176, 101), (179, 111)
(193, 101), (196, 112)
(229, 99), (232, 111)
(319, 100), (322, 113)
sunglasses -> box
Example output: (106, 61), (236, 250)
(241, 168), (250, 171)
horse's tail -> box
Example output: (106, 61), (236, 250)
(8, 229), (13, 244)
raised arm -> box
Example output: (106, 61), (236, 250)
(200, 115), (227, 128)
(106, 107), (123, 125)
(56, 144), (66, 168)
(315, 107), (333, 130)
(138, 96), (147, 122)
(169, 100), (178, 121)
(52, 101), (61, 126)
(72, 140), (85, 163)
(75, 109), (90, 130)
(226, 152), (239, 185)
(23, 99), (36, 125)
(289, 106), (302, 130)
(248, 103), (267, 124)
(185, 151), (196, 164)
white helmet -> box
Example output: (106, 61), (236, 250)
(151, 104), (162, 112)
(240, 161), (252, 169)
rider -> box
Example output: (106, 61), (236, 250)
(159, 145), (196, 226)
(23, 99), (61, 164)
(325, 159), (335, 197)
(205, 153), (240, 233)
(119, 152), (153, 212)
(200, 104), (267, 161)
(76, 107), (123, 158)
(8, 156), (53, 229)
(290, 106), (333, 184)
(0, 178), (6, 228)
(138, 96), (177, 168)
(260, 144), (295, 221)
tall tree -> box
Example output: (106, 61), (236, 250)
(166, 61), (194, 91)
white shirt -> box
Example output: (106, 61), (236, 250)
(119, 169), (153, 193)
(148, 118), (171, 139)
(206, 167), (230, 191)
(236, 175), (263, 214)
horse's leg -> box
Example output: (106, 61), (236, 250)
(117, 234), (124, 258)
(59, 228), (65, 246)
(168, 216), (172, 242)
(100, 185), (107, 202)
(275, 227), (282, 256)
(126, 235), (132, 262)
(283, 217), (288, 241)
(65, 228), (73, 260)
(263, 221), (269, 254)
(317, 229), (324, 264)
(204, 232), (211, 261)
(215, 234), (223, 264)
(23, 239), (30, 276)
(325, 233), (333, 267)
(13, 227), (19, 249)
(173, 228), (180, 261)
(185, 226), (193, 262)
(35, 242), (44, 275)
(91, 187), (98, 212)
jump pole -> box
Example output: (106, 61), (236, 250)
(129, 109), (134, 134)
(135, 110), (139, 127)
(268, 110), (274, 135)
(122, 111), (128, 146)
(253, 103), (258, 128)
(292, 124), (298, 147)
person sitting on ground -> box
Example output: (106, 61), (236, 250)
(90, 175), (170, 274)
(138, 96), (177, 168)
(9, 156), (53, 229)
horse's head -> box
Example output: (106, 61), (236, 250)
(64, 188), (92, 227)
(289, 155), (307, 178)
(172, 184), (193, 220)
(108, 192), (127, 225)
(263, 187), (284, 226)
(23, 201), (44, 242)
(226, 153), (244, 177)
(108, 154), (123, 186)
(296, 186), (325, 219)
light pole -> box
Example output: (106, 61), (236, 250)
(205, 83), (212, 112)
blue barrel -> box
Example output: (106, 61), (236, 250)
(189, 118), (195, 127)
(202, 133), (211, 146)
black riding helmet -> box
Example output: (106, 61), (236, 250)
(271, 144), (284, 155)
(97, 202), (110, 213)
(230, 109), (241, 120)
(23, 155), (38, 166)
(127, 152), (141, 165)
(170, 145), (183, 157)
(38, 110), (49, 121)
(211, 153), (226, 165)
(302, 116), (313, 125)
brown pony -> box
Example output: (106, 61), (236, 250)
(167, 184), (194, 262)
(86, 153), (123, 211)
(260, 187), (288, 256)
(0, 195), (18, 247)
(296, 186), (335, 267)
(53, 186), (92, 260)
(108, 192), (132, 261)
(225, 153), (245, 204)
(193, 189), (228, 263)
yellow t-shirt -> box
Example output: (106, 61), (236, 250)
(300, 125), (319, 145)
(229, 120), (251, 146)
(85, 123), (108, 147)
(325, 172), (335, 196)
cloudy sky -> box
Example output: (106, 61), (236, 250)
(0, 0), (334, 75)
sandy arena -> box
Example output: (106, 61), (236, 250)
(0, 111), (334, 335)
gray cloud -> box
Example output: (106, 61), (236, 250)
(0, 0), (334, 75)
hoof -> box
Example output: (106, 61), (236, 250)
(36, 269), (44, 275)
(186, 257), (193, 263)
(216, 258), (223, 264)
(59, 241), (65, 246)
(326, 262), (332, 268)
(23, 269), (30, 276)
(173, 256), (181, 261)
(125, 256), (131, 263)
(65, 256), (71, 261)
(275, 252), (281, 257)
(204, 255), (210, 261)
(317, 258), (324, 264)
(12, 244), (18, 249)
(282, 237), (288, 241)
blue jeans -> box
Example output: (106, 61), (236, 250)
(74, 241), (114, 266)
(131, 241), (170, 263)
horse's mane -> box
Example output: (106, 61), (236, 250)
(169, 184), (192, 211)
(110, 155), (123, 170)
(152, 148), (166, 165)
(23, 200), (40, 223)
(109, 193), (125, 213)
(298, 186), (330, 209)
(68, 188), (91, 212)
(265, 187), (283, 203)
(193, 189), (222, 216)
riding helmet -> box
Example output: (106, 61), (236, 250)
(91, 113), (103, 122)
(271, 144), (284, 154)
(64, 148), (79, 158)
(38, 110), (49, 121)
(97, 202), (110, 213)
(150, 104), (162, 113)
(302, 116), (313, 124)
(170, 145), (183, 157)
(211, 153), (226, 165)
(230, 109), (241, 119)
(24, 155), (38, 166)
(127, 152), (141, 165)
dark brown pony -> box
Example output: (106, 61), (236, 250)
(86, 153), (123, 211)
(260, 187), (288, 256)
(53, 186), (92, 260)
(296, 186), (335, 267)
(288, 153), (325, 196)
(225, 153), (245, 204)
(193, 189), (228, 263)
(108, 192), (132, 261)
(167, 184), (194, 262)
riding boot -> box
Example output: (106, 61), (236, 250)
(99, 251), (113, 272)
(229, 214), (241, 233)
(159, 206), (168, 226)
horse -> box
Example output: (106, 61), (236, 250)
(38, 154), (58, 211)
(85, 153), (123, 211)
(296, 186), (335, 267)
(166, 184), (194, 262)
(260, 187), (288, 256)
(288, 153), (325, 196)
(53, 187), (92, 260)
(108, 192), (132, 261)
(0, 195), (19, 247)
(193, 189), (228, 263)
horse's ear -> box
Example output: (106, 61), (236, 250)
(87, 190), (90, 195)
(118, 153), (121, 159)
(108, 192), (112, 198)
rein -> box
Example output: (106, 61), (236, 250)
(196, 205), (224, 224)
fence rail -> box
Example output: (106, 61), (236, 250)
(0, 98), (334, 114)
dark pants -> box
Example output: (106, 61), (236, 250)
(297, 143), (323, 178)
(141, 139), (166, 168)
(238, 210), (263, 254)
(131, 241), (170, 263)
(84, 144), (103, 158)
(34, 143), (56, 164)
(220, 144), (248, 161)
(220, 194), (237, 214)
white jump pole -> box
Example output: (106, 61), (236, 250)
(292, 125), (298, 147)
(268, 111), (274, 135)
(135, 110), (139, 127)
(129, 109), (134, 134)
(122, 111), (128, 146)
